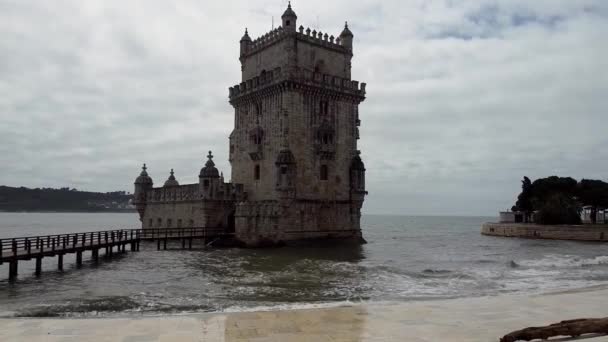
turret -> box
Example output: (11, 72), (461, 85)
(240, 28), (252, 56)
(134, 164), (153, 221)
(350, 152), (366, 194)
(199, 151), (220, 198)
(163, 169), (179, 187)
(339, 21), (353, 51)
(281, 2), (297, 32)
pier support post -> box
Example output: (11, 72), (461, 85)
(35, 257), (42, 276)
(92, 249), (99, 263)
(8, 260), (18, 279)
(163, 239), (167, 250)
(76, 251), (82, 267)
(182, 238), (186, 249)
(189, 238), (193, 250)
(57, 254), (64, 271)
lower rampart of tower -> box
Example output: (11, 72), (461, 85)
(234, 198), (365, 247)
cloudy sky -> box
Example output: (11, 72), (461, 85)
(1, 0), (606, 216)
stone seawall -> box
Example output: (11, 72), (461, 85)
(482, 223), (608, 242)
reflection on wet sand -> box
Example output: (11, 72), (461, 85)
(222, 305), (367, 341)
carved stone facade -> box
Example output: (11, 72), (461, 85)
(133, 4), (367, 247)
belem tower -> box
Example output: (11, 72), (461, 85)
(133, 4), (367, 247)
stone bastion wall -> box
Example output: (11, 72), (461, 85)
(481, 223), (608, 242)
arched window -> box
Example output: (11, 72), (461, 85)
(254, 164), (261, 180)
(177, 219), (182, 228)
(157, 218), (162, 227)
(320, 165), (328, 181)
(260, 70), (267, 83)
(167, 219), (172, 228)
(255, 103), (262, 119)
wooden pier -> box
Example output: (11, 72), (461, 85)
(0, 228), (231, 280)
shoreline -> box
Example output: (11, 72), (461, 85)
(4, 284), (608, 320)
(2, 286), (608, 341)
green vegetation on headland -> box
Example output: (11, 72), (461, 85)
(512, 176), (608, 225)
(0, 186), (134, 213)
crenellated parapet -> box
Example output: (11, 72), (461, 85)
(145, 182), (243, 203)
(229, 67), (366, 102)
(296, 25), (350, 53)
(241, 24), (351, 59)
(146, 184), (198, 203)
(229, 67), (284, 98)
(244, 27), (288, 56)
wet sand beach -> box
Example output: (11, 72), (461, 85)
(2, 287), (608, 341)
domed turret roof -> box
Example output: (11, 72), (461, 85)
(282, 2), (297, 19)
(340, 21), (353, 37)
(163, 169), (179, 187)
(135, 164), (153, 185)
(240, 28), (252, 42)
(199, 151), (220, 178)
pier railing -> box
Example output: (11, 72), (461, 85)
(0, 227), (232, 279)
(0, 229), (138, 258)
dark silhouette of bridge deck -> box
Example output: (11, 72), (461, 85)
(0, 228), (231, 280)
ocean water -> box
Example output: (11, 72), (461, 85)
(1, 212), (607, 317)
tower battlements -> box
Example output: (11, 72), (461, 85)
(243, 24), (351, 59)
(228, 67), (366, 101)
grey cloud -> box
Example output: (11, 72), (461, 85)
(0, 0), (607, 216)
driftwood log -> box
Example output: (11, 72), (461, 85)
(500, 318), (608, 342)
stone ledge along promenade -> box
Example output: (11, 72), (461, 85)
(482, 222), (608, 242)
(0, 227), (232, 280)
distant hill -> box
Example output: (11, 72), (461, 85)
(0, 186), (135, 212)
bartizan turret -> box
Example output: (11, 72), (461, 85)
(339, 22), (354, 52)
(133, 164), (153, 221)
(281, 2), (297, 32)
(240, 28), (252, 57)
(199, 151), (220, 199)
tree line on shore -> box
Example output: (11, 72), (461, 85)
(0, 186), (134, 212)
(512, 176), (608, 225)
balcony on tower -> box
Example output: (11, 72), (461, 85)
(248, 126), (264, 161)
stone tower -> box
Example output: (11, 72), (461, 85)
(228, 3), (367, 246)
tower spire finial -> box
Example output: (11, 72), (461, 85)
(142, 163), (147, 171)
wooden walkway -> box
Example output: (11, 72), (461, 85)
(0, 228), (232, 280)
